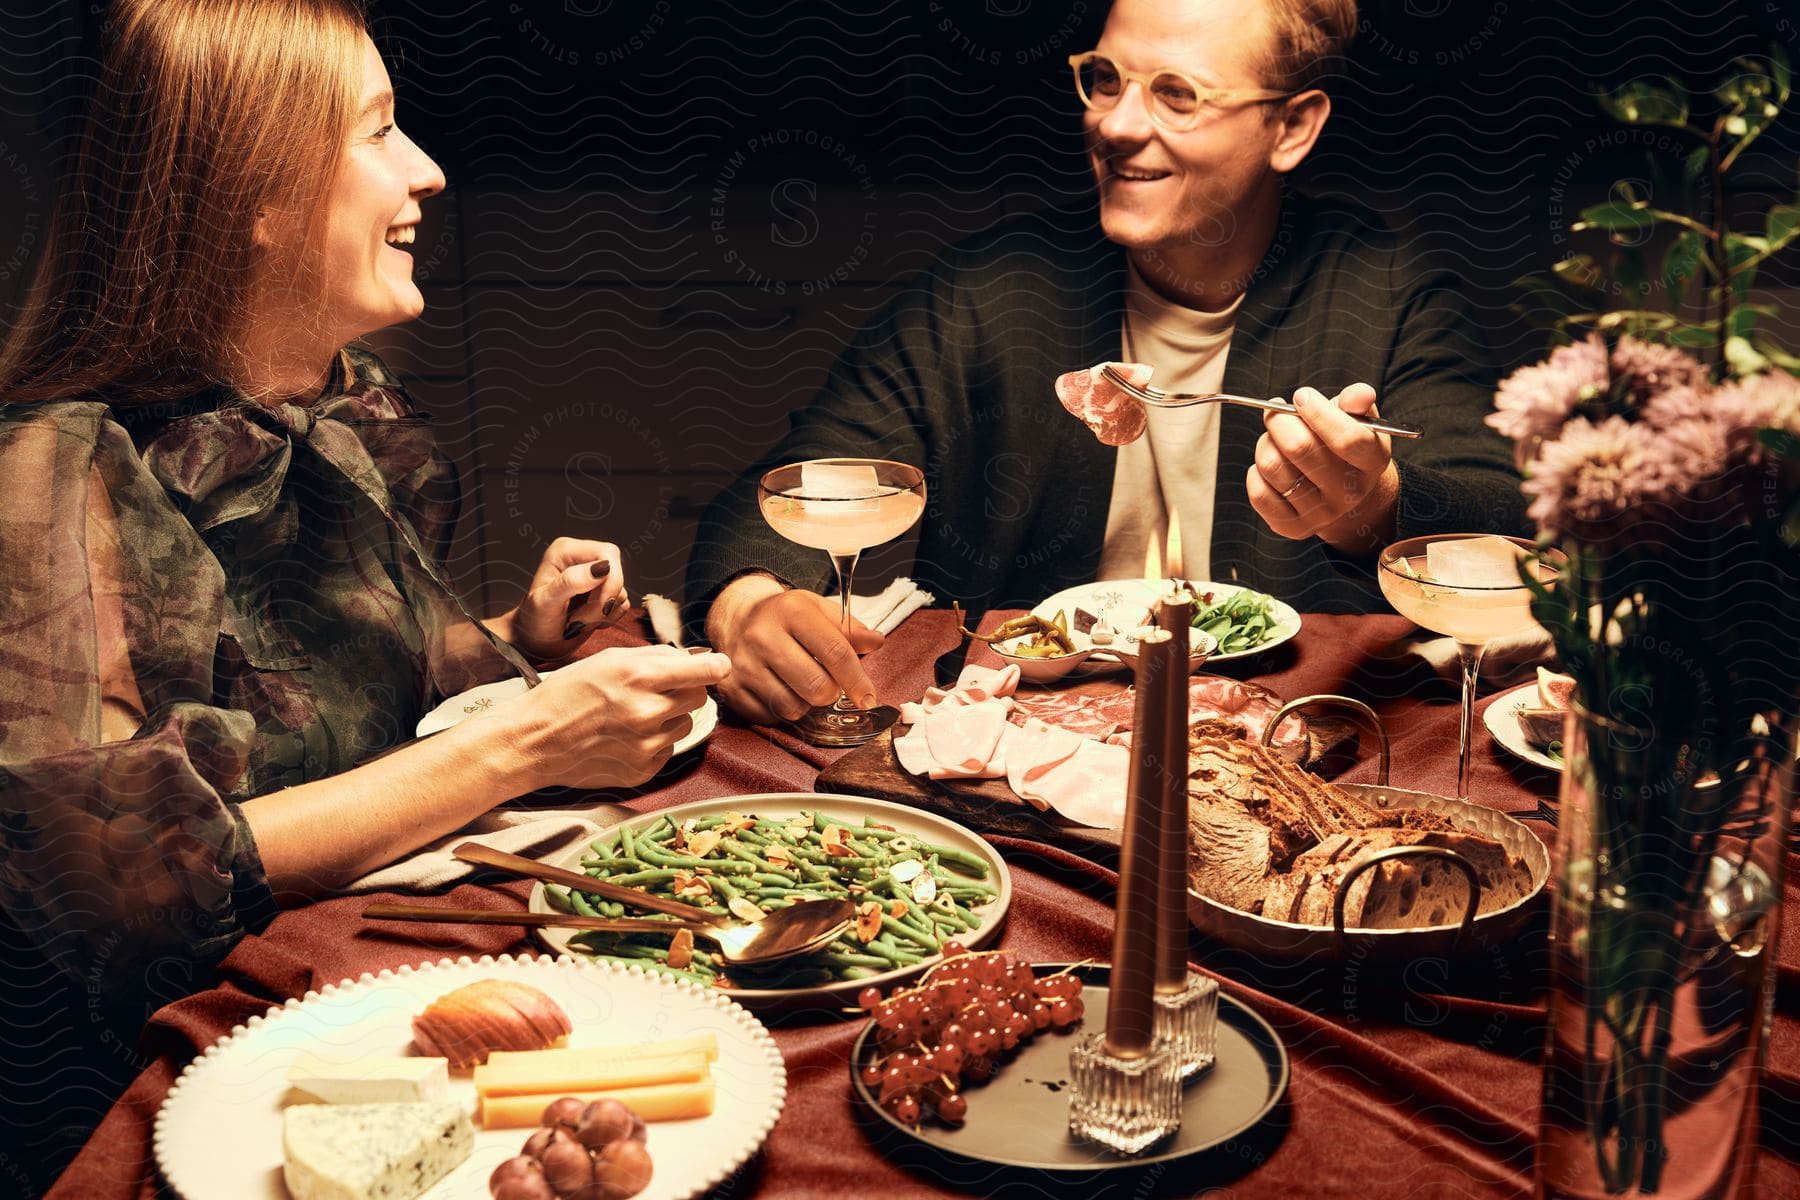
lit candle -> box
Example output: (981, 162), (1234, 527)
(1154, 586), (1194, 992)
(1106, 620), (1177, 1058)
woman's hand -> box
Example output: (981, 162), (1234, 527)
(503, 645), (733, 791)
(499, 537), (628, 662)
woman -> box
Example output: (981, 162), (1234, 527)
(0, 0), (728, 1184)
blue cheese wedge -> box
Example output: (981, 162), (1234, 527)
(286, 1054), (449, 1105)
(282, 1102), (472, 1200)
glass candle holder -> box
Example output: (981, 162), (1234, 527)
(1067, 1031), (1182, 1154)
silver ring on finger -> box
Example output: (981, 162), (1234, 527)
(1280, 478), (1307, 501)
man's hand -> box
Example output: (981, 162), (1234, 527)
(706, 575), (884, 724)
(1247, 383), (1399, 556)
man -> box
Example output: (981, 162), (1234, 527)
(686, 0), (1524, 725)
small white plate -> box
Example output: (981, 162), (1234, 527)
(1484, 681), (1564, 772)
(153, 954), (784, 1200)
(417, 671), (719, 755)
(528, 793), (1012, 1013)
(1033, 579), (1301, 665)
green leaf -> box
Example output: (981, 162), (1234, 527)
(1753, 337), (1800, 370)
(1553, 254), (1609, 293)
(1661, 229), (1706, 302)
(1768, 204), (1800, 247)
(1772, 43), (1792, 103)
(1666, 323), (1720, 348)
(1598, 80), (1689, 126)
(1574, 201), (1656, 233)
(1683, 144), (1712, 184)
(1726, 335), (1770, 376)
(1728, 304), (1776, 339)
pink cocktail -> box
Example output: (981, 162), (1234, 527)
(757, 458), (926, 746)
(1378, 534), (1563, 798)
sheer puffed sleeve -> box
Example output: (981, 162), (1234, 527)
(0, 403), (277, 993)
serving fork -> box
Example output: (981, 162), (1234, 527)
(1098, 364), (1423, 439)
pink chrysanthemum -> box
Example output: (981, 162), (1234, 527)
(1523, 414), (1720, 548)
(1487, 334), (1608, 445)
(1708, 369), (1800, 466)
(1608, 336), (1709, 405)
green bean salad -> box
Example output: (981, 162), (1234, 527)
(543, 809), (998, 989)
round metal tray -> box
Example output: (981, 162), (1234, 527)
(1185, 696), (1552, 963)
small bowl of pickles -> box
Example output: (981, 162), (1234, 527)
(957, 606), (1095, 683)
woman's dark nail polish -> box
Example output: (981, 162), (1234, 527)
(590, 561), (612, 579)
(603, 597), (622, 616)
(562, 621), (586, 640)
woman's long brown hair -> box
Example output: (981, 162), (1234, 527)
(0, 0), (367, 405)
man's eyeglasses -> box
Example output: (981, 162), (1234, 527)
(1066, 51), (1295, 132)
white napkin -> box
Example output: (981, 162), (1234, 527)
(642, 593), (684, 647)
(346, 809), (604, 894)
(1402, 625), (1557, 692)
(850, 576), (935, 635)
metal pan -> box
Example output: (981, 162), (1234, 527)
(1184, 695), (1552, 963)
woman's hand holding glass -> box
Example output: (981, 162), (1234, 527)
(503, 645), (731, 791)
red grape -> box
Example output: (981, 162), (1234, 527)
(892, 1094), (921, 1123)
(575, 1099), (634, 1149)
(539, 1137), (596, 1194)
(936, 1092), (969, 1125)
(858, 985), (882, 1010)
(540, 1097), (586, 1129)
(942, 940), (967, 957)
(595, 1138), (655, 1200)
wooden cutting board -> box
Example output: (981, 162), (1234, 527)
(815, 675), (1358, 856)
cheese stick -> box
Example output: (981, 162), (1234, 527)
(475, 1035), (717, 1094)
(475, 1050), (708, 1098)
(481, 1078), (715, 1128)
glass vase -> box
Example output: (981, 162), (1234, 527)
(1534, 700), (1795, 1198)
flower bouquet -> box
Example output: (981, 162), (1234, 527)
(1491, 50), (1800, 1199)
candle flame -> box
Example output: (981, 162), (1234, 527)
(1143, 535), (1161, 583)
(1166, 510), (1183, 580)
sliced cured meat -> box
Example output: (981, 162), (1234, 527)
(954, 662), (1021, 701)
(892, 724), (937, 776)
(1017, 739), (1131, 827)
(1004, 718), (1088, 805)
(1055, 362), (1152, 446)
(924, 699), (1010, 776)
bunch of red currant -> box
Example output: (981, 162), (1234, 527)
(856, 942), (1084, 1127)
(487, 1097), (653, 1200)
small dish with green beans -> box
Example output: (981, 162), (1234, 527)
(528, 793), (1014, 1013)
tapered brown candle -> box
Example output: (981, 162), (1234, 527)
(1105, 623), (1179, 1058)
(1154, 590), (1194, 992)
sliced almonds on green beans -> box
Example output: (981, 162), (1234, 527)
(553, 808), (996, 989)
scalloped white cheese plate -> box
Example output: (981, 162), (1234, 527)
(154, 955), (784, 1200)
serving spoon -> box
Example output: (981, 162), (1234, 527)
(369, 842), (854, 968)
(1099, 363), (1423, 439)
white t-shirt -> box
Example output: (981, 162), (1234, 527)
(1096, 266), (1243, 581)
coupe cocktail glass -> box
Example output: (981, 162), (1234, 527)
(757, 458), (927, 747)
(1377, 534), (1564, 798)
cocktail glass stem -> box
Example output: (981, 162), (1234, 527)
(828, 550), (861, 712)
(1454, 640), (1486, 799)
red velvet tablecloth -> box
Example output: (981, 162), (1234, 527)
(49, 611), (1800, 1199)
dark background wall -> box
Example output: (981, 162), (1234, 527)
(2, 0), (1797, 608)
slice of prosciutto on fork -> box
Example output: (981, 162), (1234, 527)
(1055, 361), (1153, 446)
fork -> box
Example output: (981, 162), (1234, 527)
(1099, 364), (1423, 439)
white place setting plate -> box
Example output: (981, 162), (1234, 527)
(417, 670), (719, 754)
(154, 954), (784, 1200)
(1484, 681), (1564, 772)
(1033, 579), (1302, 665)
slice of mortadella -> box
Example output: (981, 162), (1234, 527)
(1055, 361), (1154, 446)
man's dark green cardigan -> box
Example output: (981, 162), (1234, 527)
(685, 193), (1526, 627)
